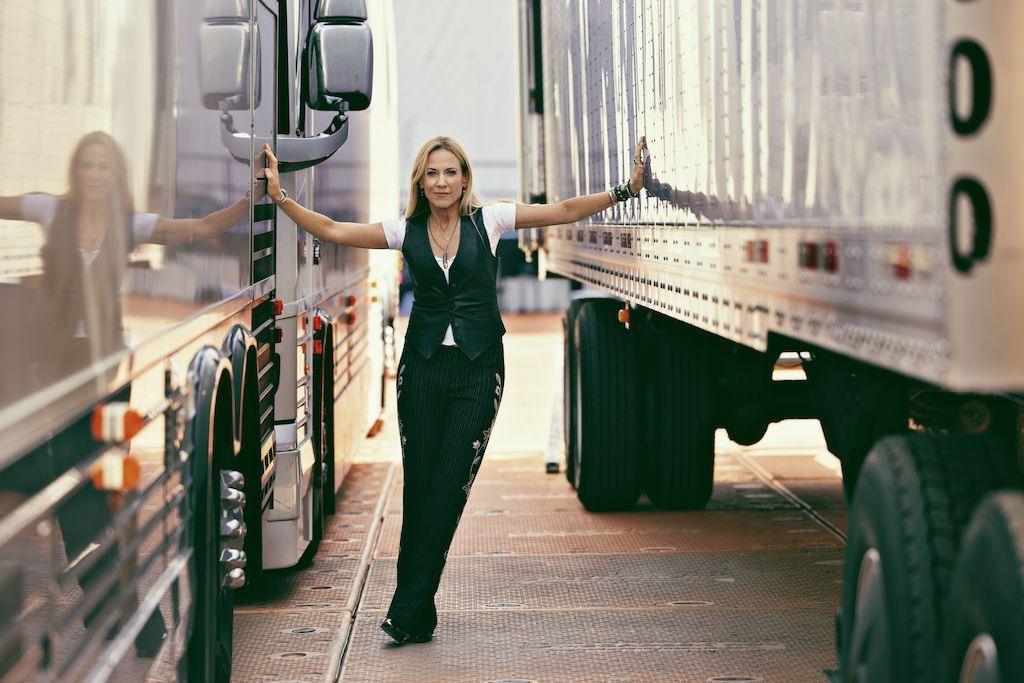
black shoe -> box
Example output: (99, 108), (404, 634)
(135, 611), (168, 658)
(380, 618), (432, 644)
(135, 629), (167, 659)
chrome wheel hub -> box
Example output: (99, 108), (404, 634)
(219, 469), (247, 589)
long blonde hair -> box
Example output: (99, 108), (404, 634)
(66, 130), (134, 213)
(404, 136), (484, 220)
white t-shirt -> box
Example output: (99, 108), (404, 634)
(21, 194), (158, 266)
(21, 194), (158, 337)
(382, 202), (516, 346)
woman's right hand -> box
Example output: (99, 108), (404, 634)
(261, 143), (283, 202)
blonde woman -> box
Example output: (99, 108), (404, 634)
(262, 135), (645, 644)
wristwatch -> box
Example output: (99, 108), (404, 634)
(274, 188), (290, 205)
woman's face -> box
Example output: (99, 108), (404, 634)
(76, 144), (115, 202)
(419, 148), (467, 212)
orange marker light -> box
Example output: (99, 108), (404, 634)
(90, 452), (142, 491)
(273, 299), (284, 315)
(617, 307), (630, 325)
(91, 404), (144, 442)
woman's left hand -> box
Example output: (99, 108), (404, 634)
(628, 136), (647, 196)
(261, 143), (283, 202)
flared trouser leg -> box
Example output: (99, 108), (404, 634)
(387, 341), (504, 635)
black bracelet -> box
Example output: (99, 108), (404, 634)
(610, 183), (632, 202)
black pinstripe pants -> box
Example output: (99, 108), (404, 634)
(386, 339), (505, 635)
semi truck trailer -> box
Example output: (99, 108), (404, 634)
(516, 1), (1024, 680)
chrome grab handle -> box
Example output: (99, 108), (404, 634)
(219, 111), (350, 173)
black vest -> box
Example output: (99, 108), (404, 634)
(401, 209), (505, 360)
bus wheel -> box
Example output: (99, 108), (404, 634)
(323, 345), (337, 516)
(838, 434), (1010, 682)
(187, 350), (245, 683)
(640, 317), (715, 510)
(943, 491), (1024, 682)
(238, 385), (263, 589)
(572, 300), (640, 511)
(301, 358), (328, 566)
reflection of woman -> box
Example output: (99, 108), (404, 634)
(0, 130), (252, 658)
(0, 130), (251, 381)
(262, 135), (647, 645)
(35, 132), (140, 377)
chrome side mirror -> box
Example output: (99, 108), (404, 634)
(306, 1), (373, 112)
(199, 4), (260, 111)
(199, 0), (374, 172)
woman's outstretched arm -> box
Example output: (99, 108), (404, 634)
(150, 193), (251, 245)
(0, 195), (27, 221)
(261, 144), (389, 249)
(514, 137), (646, 230)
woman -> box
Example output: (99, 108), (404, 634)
(262, 134), (646, 644)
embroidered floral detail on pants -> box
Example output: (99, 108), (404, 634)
(493, 372), (503, 411)
(462, 374), (503, 499)
(397, 361), (408, 463)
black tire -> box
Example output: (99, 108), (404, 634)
(943, 491), (1024, 682)
(313, 327), (337, 516)
(324, 346), (337, 515)
(639, 318), (716, 510)
(221, 329), (263, 589)
(562, 299), (594, 488)
(572, 300), (641, 511)
(238, 377), (263, 589)
(187, 352), (238, 683)
(302, 351), (328, 565)
(838, 434), (1014, 682)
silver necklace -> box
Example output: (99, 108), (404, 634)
(428, 214), (459, 269)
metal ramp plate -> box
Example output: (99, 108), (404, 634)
(358, 550), (842, 614)
(340, 609), (835, 682)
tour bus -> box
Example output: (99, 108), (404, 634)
(0, 0), (398, 680)
(517, 1), (1024, 680)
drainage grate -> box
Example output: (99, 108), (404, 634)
(233, 611), (348, 681)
